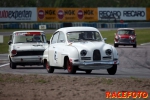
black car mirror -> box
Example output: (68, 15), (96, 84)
(8, 41), (12, 45)
(47, 40), (50, 44)
(103, 38), (107, 41)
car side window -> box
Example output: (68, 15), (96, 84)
(58, 31), (66, 43)
(51, 32), (59, 44)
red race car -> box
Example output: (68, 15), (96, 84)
(114, 28), (137, 48)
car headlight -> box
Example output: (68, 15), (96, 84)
(80, 50), (87, 56)
(105, 49), (112, 55)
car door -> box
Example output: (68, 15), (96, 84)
(48, 32), (59, 66)
(55, 31), (66, 67)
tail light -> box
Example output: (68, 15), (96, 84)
(11, 50), (17, 56)
(115, 36), (119, 42)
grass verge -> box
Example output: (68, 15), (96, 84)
(0, 29), (150, 54)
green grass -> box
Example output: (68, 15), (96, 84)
(0, 36), (9, 54)
(0, 29), (150, 54)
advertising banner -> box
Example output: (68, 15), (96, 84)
(146, 8), (150, 20)
(0, 8), (37, 22)
(37, 8), (98, 22)
(98, 8), (146, 20)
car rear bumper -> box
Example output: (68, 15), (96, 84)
(11, 56), (43, 64)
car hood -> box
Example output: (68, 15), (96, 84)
(13, 43), (48, 51)
(70, 41), (109, 52)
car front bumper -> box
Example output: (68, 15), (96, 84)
(73, 60), (119, 70)
(115, 42), (136, 45)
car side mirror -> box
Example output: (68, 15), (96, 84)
(47, 40), (50, 44)
(103, 38), (107, 41)
(8, 41), (12, 45)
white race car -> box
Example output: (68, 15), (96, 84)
(42, 27), (119, 75)
(8, 30), (49, 69)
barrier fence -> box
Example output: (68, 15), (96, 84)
(0, 22), (150, 29)
(0, 22), (130, 29)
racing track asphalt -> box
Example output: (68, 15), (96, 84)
(0, 45), (150, 79)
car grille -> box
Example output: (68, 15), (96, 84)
(93, 50), (101, 61)
(119, 38), (130, 43)
(81, 57), (91, 60)
(103, 56), (111, 60)
(15, 51), (44, 56)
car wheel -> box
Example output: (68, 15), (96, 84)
(114, 44), (118, 47)
(107, 64), (117, 75)
(85, 70), (92, 74)
(45, 61), (54, 73)
(10, 60), (16, 69)
(133, 44), (137, 48)
(67, 59), (76, 74)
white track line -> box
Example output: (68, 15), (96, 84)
(0, 63), (9, 68)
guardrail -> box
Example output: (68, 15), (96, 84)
(0, 22), (149, 29)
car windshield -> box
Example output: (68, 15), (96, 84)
(14, 34), (47, 43)
(67, 31), (102, 42)
(117, 30), (135, 35)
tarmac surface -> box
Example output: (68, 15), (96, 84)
(0, 45), (150, 79)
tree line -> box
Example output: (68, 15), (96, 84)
(0, 0), (150, 7)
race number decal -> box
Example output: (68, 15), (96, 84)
(54, 51), (58, 63)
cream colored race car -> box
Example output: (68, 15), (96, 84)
(8, 30), (49, 69)
(42, 27), (119, 75)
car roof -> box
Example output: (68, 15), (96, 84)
(55, 27), (99, 33)
(13, 30), (44, 33)
(117, 28), (134, 30)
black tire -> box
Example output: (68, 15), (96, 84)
(85, 70), (92, 74)
(10, 60), (16, 69)
(67, 59), (76, 74)
(43, 63), (46, 68)
(107, 64), (117, 75)
(114, 44), (118, 47)
(45, 61), (54, 73)
(133, 44), (137, 48)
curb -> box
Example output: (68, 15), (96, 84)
(140, 43), (150, 46)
